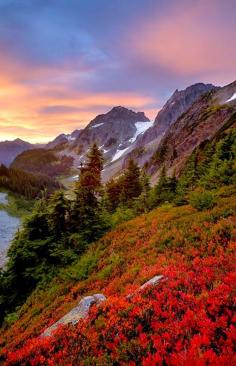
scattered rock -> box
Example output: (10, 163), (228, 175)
(127, 275), (165, 299)
(41, 275), (165, 338)
(41, 293), (106, 337)
(139, 275), (165, 290)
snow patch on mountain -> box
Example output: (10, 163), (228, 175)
(111, 146), (130, 162)
(111, 121), (154, 162)
(129, 121), (154, 143)
(225, 93), (236, 103)
(91, 123), (104, 128)
(67, 135), (76, 141)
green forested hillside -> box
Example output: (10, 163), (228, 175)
(11, 149), (74, 178)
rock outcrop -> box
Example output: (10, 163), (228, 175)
(138, 83), (216, 147)
(41, 294), (106, 337)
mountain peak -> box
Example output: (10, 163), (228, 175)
(13, 138), (30, 144)
(169, 83), (215, 102)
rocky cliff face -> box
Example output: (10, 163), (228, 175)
(0, 138), (33, 166)
(121, 83), (217, 170)
(138, 83), (216, 147)
(148, 80), (236, 181)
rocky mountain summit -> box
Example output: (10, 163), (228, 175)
(147, 80), (236, 180)
(72, 106), (150, 159)
(139, 83), (216, 146)
(122, 83), (217, 170)
(57, 106), (152, 172)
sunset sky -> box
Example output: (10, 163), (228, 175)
(0, 0), (235, 143)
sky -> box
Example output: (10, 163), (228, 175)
(0, 0), (235, 143)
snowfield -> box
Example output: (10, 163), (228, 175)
(111, 120), (154, 162)
(225, 93), (236, 103)
(129, 120), (154, 143)
(111, 146), (130, 162)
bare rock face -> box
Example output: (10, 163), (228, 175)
(140, 83), (216, 146)
(148, 80), (236, 179)
(41, 294), (106, 337)
(121, 83), (217, 173)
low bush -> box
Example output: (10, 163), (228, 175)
(189, 190), (215, 211)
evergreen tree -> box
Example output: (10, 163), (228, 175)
(49, 191), (69, 238)
(133, 171), (151, 214)
(123, 159), (142, 204)
(140, 171), (151, 195)
(200, 131), (236, 188)
(152, 167), (177, 206)
(70, 143), (107, 245)
(26, 197), (50, 241)
(105, 177), (124, 212)
(84, 142), (103, 193)
(176, 150), (198, 200)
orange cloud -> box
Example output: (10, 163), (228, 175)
(0, 78), (156, 142)
(0, 50), (158, 142)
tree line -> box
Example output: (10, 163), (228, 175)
(0, 165), (60, 199)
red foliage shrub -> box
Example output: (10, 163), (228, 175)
(3, 242), (236, 365)
(1, 196), (236, 365)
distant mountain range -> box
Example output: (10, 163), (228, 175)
(2, 80), (236, 184)
(46, 129), (81, 150)
(0, 139), (34, 166)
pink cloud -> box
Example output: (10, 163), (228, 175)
(130, 0), (236, 84)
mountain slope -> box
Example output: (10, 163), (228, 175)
(10, 149), (74, 178)
(7, 83), (217, 184)
(60, 85), (215, 182)
(0, 91), (236, 364)
(139, 82), (216, 146)
(147, 80), (236, 180)
(1, 185), (235, 365)
(0, 165), (61, 199)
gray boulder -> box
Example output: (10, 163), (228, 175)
(127, 275), (165, 299)
(41, 293), (106, 337)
